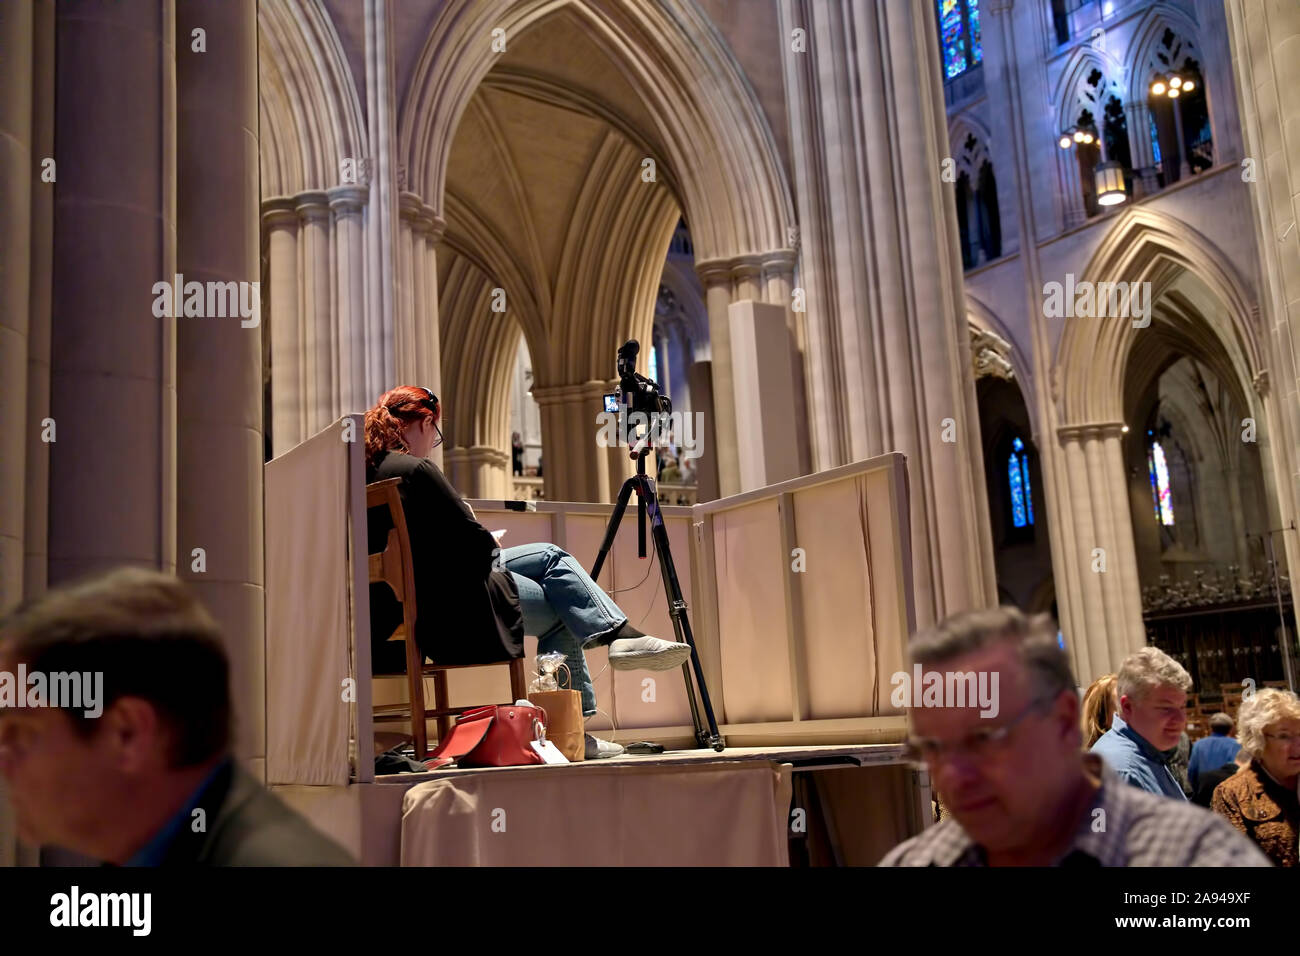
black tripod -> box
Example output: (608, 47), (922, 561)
(590, 436), (725, 751)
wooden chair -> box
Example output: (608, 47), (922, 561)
(366, 478), (527, 759)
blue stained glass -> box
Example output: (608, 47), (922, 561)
(1147, 442), (1175, 525)
(1022, 455), (1034, 525)
(1009, 437), (1034, 528)
(1151, 442), (1174, 526)
(1147, 453), (1161, 521)
(939, 0), (965, 79)
(1149, 112), (1162, 166)
(648, 342), (659, 383)
(1009, 449), (1027, 528)
(968, 0), (983, 66)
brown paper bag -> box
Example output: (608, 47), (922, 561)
(527, 689), (584, 762)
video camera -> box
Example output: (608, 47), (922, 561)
(603, 339), (671, 418)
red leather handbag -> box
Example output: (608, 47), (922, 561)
(425, 703), (548, 769)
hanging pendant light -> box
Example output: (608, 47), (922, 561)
(1095, 159), (1127, 206)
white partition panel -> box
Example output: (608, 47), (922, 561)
(693, 453), (915, 745)
(265, 417), (363, 785)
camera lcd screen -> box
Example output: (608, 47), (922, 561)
(603, 393), (619, 414)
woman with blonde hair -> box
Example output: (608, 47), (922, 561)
(363, 386), (691, 758)
(1080, 673), (1119, 749)
(1211, 687), (1300, 866)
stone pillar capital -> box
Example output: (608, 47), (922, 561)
(294, 190), (331, 223)
(729, 254), (764, 284)
(529, 382), (588, 407)
(694, 258), (733, 288)
(327, 184), (368, 219)
(1057, 421), (1126, 444)
(428, 214), (447, 242)
(261, 197), (299, 230)
(760, 249), (798, 273)
(466, 445), (510, 468)
(399, 191), (438, 234)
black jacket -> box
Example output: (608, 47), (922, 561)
(366, 450), (524, 668)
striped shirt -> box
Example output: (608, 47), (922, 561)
(880, 754), (1272, 866)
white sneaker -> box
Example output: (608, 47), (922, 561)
(584, 733), (625, 759)
(608, 636), (692, 671)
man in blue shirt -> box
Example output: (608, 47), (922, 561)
(1091, 646), (1191, 800)
(1187, 712), (1241, 792)
(0, 568), (353, 866)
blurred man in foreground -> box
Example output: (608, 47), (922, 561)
(881, 608), (1268, 866)
(0, 568), (353, 866)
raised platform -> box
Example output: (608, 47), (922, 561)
(275, 743), (929, 866)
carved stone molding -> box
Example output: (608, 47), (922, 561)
(970, 323), (1015, 380)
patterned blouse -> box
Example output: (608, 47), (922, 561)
(1211, 760), (1300, 867)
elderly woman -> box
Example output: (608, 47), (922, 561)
(1210, 688), (1300, 866)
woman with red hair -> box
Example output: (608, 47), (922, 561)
(364, 386), (690, 758)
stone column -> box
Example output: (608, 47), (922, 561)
(0, 0), (52, 872)
(1057, 424), (1146, 682)
(296, 190), (335, 432)
(47, 0), (178, 586)
(696, 261), (741, 497)
(1224, 0), (1300, 607)
(778, 0), (996, 626)
(729, 301), (800, 491)
(0, 0), (34, 610)
(175, 0), (264, 770)
(398, 193), (445, 470)
(262, 198), (302, 455)
(23, 0), (54, 610)
(445, 446), (470, 493)
(329, 184), (368, 417)
(464, 447), (510, 498)
(364, 0), (398, 402)
(687, 361), (719, 502)
(425, 215), (446, 471)
(1059, 149), (1088, 228)
(1123, 100), (1160, 197)
(760, 248), (811, 477)
(532, 382), (610, 503)
(396, 192), (421, 387)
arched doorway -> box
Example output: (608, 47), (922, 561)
(1052, 207), (1297, 687)
(402, 0), (796, 502)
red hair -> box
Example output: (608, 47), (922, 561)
(364, 386), (440, 468)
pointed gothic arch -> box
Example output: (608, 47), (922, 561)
(400, 0), (795, 265)
(1055, 206), (1260, 426)
(258, 0), (366, 196)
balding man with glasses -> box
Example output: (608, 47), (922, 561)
(880, 608), (1269, 866)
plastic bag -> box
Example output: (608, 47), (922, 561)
(528, 650), (569, 693)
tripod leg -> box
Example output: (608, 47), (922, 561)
(590, 476), (638, 581)
(641, 478), (725, 751)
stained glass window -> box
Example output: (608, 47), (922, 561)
(648, 340), (659, 384)
(1009, 437), (1034, 528)
(1149, 112), (1162, 166)
(1148, 441), (1175, 526)
(937, 0), (984, 79)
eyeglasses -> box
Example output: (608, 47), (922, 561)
(903, 695), (1056, 766)
(419, 387), (445, 449)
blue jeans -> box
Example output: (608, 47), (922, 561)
(501, 543), (627, 717)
